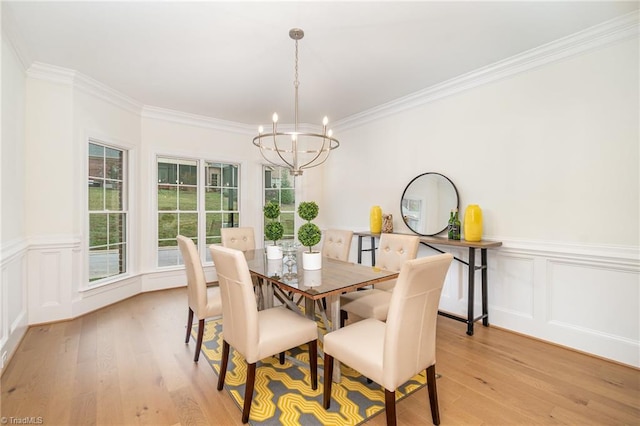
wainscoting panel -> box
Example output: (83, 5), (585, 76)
(492, 253), (535, 319)
(1, 239), (29, 370)
(27, 238), (78, 324)
(547, 259), (639, 339)
(490, 241), (639, 368)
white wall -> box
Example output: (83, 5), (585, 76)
(324, 37), (639, 366)
(1, 33), (29, 370)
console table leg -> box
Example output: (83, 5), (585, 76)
(481, 248), (489, 327)
(467, 247), (476, 336)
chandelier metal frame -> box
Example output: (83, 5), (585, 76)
(252, 28), (340, 176)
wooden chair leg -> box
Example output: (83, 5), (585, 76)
(194, 319), (205, 362)
(185, 308), (194, 343)
(426, 364), (440, 425)
(385, 389), (397, 426)
(242, 362), (257, 424)
(308, 340), (318, 390)
(323, 354), (334, 409)
(217, 340), (230, 391)
(340, 310), (348, 328)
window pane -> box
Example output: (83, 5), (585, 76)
(224, 212), (239, 229)
(179, 213), (198, 238)
(281, 188), (295, 209)
(265, 189), (278, 203)
(105, 181), (122, 210)
(205, 188), (221, 211)
(179, 163), (197, 185)
(178, 186), (197, 210)
(222, 188), (238, 211)
(88, 143), (104, 178)
(105, 147), (123, 180)
(158, 239), (180, 267)
(206, 163), (222, 187)
(207, 213), (223, 239)
(158, 186), (177, 210)
(89, 213), (108, 247)
(158, 161), (177, 184)
(158, 213), (178, 239)
(108, 213), (125, 244)
(88, 185), (104, 211)
(281, 212), (295, 237)
(222, 164), (238, 187)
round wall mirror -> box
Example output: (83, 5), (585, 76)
(400, 172), (459, 236)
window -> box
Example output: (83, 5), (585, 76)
(157, 157), (239, 266)
(88, 141), (128, 284)
(263, 166), (295, 241)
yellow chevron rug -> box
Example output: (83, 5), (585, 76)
(193, 318), (427, 425)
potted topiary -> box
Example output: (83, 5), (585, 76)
(264, 201), (284, 259)
(297, 201), (322, 270)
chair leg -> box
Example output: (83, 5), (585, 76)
(308, 340), (318, 390)
(279, 352), (285, 365)
(323, 353), (334, 409)
(242, 362), (257, 424)
(194, 319), (205, 362)
(426, 364), (440, 425)
(217, 340), (230, 391)
(185, 308), (194, 343)
(385, 389), (397, 426)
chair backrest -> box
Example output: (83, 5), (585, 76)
(221, 227), (256, 252)
(382, 253), (453, 390)
(177, 235), (208, 318)
(321, 229), (354, 262)
(209, 245), (259, 361)
(374, 233), (420, 290)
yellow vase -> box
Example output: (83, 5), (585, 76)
(463, 204), (483, 242)
(370, 206), (382, 234)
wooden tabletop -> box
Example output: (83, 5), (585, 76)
(243, 249), (399, 300)
(354, 231), (502, 249)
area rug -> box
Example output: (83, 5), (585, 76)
(192, 318), (427, 425)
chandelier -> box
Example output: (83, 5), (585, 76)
(253, 28), (340, 176)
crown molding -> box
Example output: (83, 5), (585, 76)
(141, 105), (254, 134)
(334, 10), (640, 132)
(26, 62), (143, 115)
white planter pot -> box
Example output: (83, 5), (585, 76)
(302, 251), (322, 270)
(266, 245), (283, 260)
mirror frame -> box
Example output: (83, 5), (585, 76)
(400, 172), (459, 236)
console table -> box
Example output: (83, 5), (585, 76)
(354, 231), (502, 336)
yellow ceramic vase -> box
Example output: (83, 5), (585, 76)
(463, 204), (483, 242)
(370, 205), (382, 234)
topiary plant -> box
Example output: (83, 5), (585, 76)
(297, 201), (321, 253)
(264, 201), (284, 246)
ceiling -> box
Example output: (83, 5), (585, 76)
(3, 1), (638, 127)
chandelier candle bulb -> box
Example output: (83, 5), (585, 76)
(463, 204), (483, 242)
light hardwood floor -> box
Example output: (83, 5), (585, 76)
(2, 287), (638, 425)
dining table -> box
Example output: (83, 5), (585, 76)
(242, 247), (399, 382)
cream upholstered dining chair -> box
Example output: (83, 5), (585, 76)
(177, 235), (223, 363)
(340, 233), (419, 325)
(220, 226), (256, 251)
(220, 226), (266, 308)
(321, 229), (354, 262)
(323, 253), (453, 426)
(209, 245), (319, 424)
